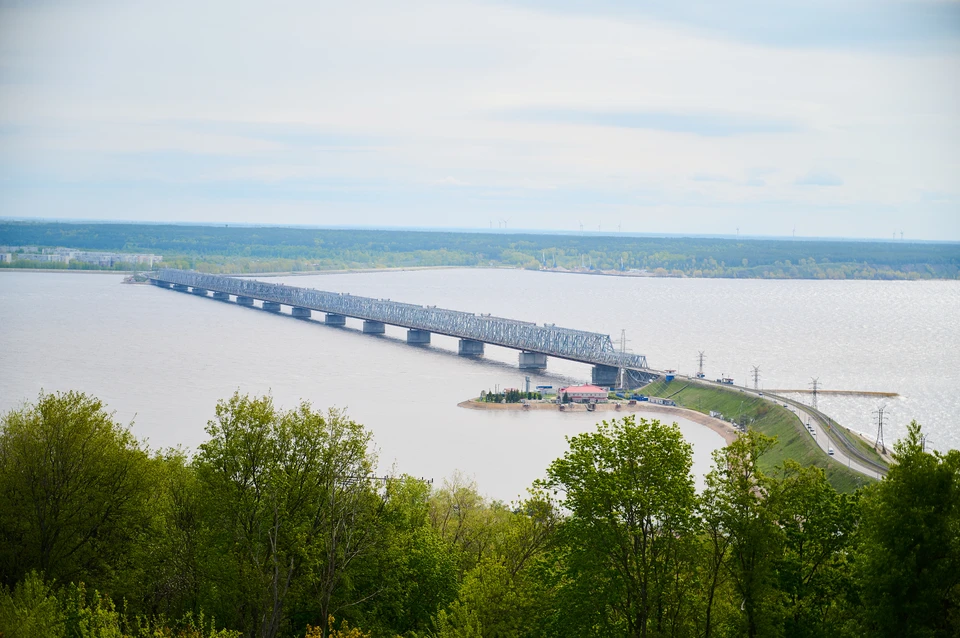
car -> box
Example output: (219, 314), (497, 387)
(758, 392), (764, 396)
(828, 447), (834, 455)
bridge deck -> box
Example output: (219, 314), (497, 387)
(149, 269), (649, 370)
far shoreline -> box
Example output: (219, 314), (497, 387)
(458, 399), (739, 445)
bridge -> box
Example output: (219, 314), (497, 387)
(147, 269), (655, 387)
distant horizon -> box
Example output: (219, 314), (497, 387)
(1, 217), (956, 245)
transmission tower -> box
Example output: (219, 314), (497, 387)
(809, 377), (820, 410)
(696, 351), (705, 378)
(874, 405), (887, 454)
(751, 365), (761, 390)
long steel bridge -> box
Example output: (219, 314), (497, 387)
(148, 269), (653, 386)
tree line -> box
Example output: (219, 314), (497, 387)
(1, 391), (957, 637)
(2, 221), (958, 279)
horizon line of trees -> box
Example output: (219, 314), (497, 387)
(2, 222), (957, 280)
(1, 390), (958, 637)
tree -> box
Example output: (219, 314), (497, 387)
(541, 416), (698, 637)
(0, 391), (151, 590)
(195, 393), (383, 638)
(699, 431), (784, 638)
(856, 421), (960, 637)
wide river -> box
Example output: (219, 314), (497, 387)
(2, 269), (958, 499)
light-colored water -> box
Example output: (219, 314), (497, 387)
(2, 270), (958, 498)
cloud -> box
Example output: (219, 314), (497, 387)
(795, 171), (844, 186)
(492, 0), (960, 51)
(502, 108), (804, 137)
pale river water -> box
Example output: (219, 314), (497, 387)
(1, 270), (958, 499)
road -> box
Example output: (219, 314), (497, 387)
(692, 378), (888, 480)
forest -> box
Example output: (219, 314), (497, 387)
(2, 221), (959, 279)
(1, 391), (957, 638)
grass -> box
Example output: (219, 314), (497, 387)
(642, 378), (874, 493)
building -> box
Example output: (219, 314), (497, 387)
(559, 384), (608, 403)
(648, 397), (677, 406)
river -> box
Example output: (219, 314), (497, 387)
(1, 269), (957, 499)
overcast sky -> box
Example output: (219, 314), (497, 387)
(1, 0), (958, 239)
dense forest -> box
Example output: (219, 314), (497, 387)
(1, 391), (957, 637)
(2, 221), (958, 279)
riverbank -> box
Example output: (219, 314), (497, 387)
(458, 399), (739, 445)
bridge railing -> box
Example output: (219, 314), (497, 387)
(150, 269), (649, 369)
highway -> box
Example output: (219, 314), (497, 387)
(696, 379), (888, 480)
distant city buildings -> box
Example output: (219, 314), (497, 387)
(0, 246), (162, 268)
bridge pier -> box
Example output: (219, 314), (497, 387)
(458, 339), (485, 356)
(407, 329), (431, 345)
(325, 313), (346, 326)
(262, 301), (282, 313)
(291, 307), (311, 319)
(153, 280), (170, 288)
(212, 291), (230, 301)
(362, 320), (386, 334)
(592, 364), (620, 388)
(236, 296), (254, 306)
(172, 284), (189, 292)
(191, 287), (208, 296)
(519, 351), (547, 370)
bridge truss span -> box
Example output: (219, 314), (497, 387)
(148, 269), (649, 371)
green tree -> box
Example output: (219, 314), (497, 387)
(699, 431), (784, 638)
(0, 391), (151, 590)
(856, 421), (960, 637)
(195, 393), (382, 638)
(541, 416), (698, 637)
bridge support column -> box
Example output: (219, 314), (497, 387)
(292, 307), (311, 319)
(262, 301), (282, 313)
(519, 351), (547, 370)
(325, 313), (346, 326)
(212, 291), (230, 301)
(407, 329), (431, 345)
(172, 284), (189, 292)
(236, 296), (254, 306)
(153, 280), (170, 288)
(458, 339), (485, 356)
(362, 320), (385, 334)
(191, 287), (208, 296)
(592, 365), (619, 388)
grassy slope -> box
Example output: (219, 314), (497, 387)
(642, 379), (873, 493)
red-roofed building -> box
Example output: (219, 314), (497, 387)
(559, 384), (608, 403)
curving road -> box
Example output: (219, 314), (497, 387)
(693, 379), (888, 480)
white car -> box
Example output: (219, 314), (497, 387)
(828, 447), (834, 455)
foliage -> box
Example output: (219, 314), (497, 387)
(855, 421), (960, 637)
(541, 416), (698, 636)
(0, 391), (956, 637)
(2, 221), (958, 279)
(0, 391), (152, 590)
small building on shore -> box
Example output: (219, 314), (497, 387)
(649, 397), (677, 406)
(559, 384), (608, 403)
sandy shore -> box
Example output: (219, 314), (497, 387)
(458, 400), (739, 445)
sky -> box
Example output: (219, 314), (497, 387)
(0, 0), (958, 240)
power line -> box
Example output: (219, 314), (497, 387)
(696, 351), (705, 378)
(810, 377), (820, 410)
(751, 365), (761, 390)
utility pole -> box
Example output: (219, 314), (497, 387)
(810, 377), (820, 410)
(874, 405), (887, 454)
(751, 365), (761, 390)
(697, 351), (705, 378)
(618, 329), (629, 389)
